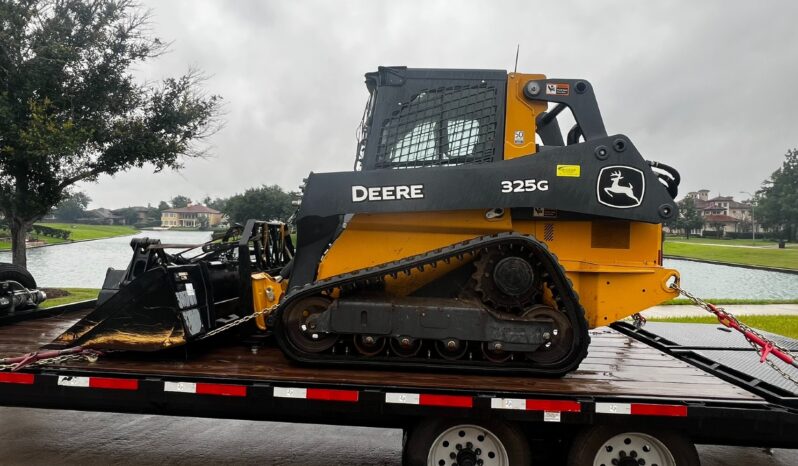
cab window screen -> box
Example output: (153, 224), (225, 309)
(375, 85), (499, 169)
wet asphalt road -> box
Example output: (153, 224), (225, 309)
(0, 407), (795, 465)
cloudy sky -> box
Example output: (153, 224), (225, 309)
(82, 0), (798, 209)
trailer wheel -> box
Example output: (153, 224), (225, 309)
(0, 262), (36, 289)
(404, 418), (530, 466)
(567, 425), (699, 466)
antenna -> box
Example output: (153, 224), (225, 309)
(514, 44), (520, 73)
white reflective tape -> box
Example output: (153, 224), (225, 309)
(385, 392), (420, 405)
(274, 387), (307, 399)
(164, 381), (197, 393)
(57, 376), (90, 387)
(543, 411), (561, 423)
(490, 398), (527, 410)
(596, 402), (632, 415)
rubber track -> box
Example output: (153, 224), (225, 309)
(272, 232), (590, 376)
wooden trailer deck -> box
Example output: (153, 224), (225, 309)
(0, 308), (761, 402)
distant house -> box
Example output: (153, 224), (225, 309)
(79, 208), (126, 225)
(684, 190), (759, 236)
(112, 206), (156, 226)
(161, 205), (222, 228)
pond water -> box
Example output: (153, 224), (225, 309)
(0, 230), (211, 288)
(663, 258), (798, 300)
(1, 233), (796, 299)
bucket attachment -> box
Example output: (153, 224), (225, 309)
(49, 267), (188, 351)
(49, 221), (294, 351)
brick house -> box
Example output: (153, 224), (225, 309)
(79, 208), (126, 225)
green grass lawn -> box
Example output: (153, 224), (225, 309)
(0, 223), (138, 250)
(664, 241), (798, 270)
(40, 288), (100, 308)
(666, 236), (785, 247)
(647, 315), (798, 339)
(38, 223), (138, 241)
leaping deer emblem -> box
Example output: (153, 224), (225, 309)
(604, 171), (640, 204)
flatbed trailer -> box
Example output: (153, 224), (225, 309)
(1, 302), (797, 465)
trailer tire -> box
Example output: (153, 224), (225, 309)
(566, 425), (699, 466)
(0, 262), (36, 289)
(404, 418), (530, 466)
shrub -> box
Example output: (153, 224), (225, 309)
(31, 225), (71, 240)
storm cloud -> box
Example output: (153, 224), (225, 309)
(81, 0), (798, 208)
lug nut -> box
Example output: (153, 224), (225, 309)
(447, 339), (459, 350)
(542, 332), (551, 341)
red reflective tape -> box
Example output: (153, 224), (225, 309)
(631, 403), (687, 417)
(195, 383), (247, 397)
(88, 377), (139, 391)
(0, 372), (34, 385)
(419, 394), (473, 408)
(306, 388), (359, 402)
(526, 399), (581, 412)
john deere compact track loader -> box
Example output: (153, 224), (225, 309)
(52, 67), (682, 376)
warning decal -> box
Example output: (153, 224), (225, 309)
(533, 208), (557, 218)
(556, 164), (581, 177)
(545, 83), (570, 96)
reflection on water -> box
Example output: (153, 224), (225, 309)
(0, 230), (211, 288)
(664, 258), (798, 299)
(1, 233), (796, 299)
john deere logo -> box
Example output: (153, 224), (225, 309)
(597, 166), (645, 208)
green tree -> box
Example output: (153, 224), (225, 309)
(222, 185), (294, 225)
(758, 148), (798, 241)
(113, 207), (141, 225)
(52, 191), (91, 222)
(205, 196), (227, 212)
(678, 197), (704, 239)
(170, 195), (192, 209)
(0, 0), (221, 266)
(157, 200), (171, 211)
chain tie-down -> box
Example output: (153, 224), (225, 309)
(671, 283), (798, 387)
(0, 303), (280, 372)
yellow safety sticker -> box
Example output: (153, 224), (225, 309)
(556, 165), (581, 177)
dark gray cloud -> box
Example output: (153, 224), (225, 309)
(82, 0), (798, 208)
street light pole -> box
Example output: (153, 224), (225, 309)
(740, 191), (756, 243)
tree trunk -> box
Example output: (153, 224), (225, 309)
(9, 218), (31, 268)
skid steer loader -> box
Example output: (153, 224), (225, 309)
(51, 67), (681, 376)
